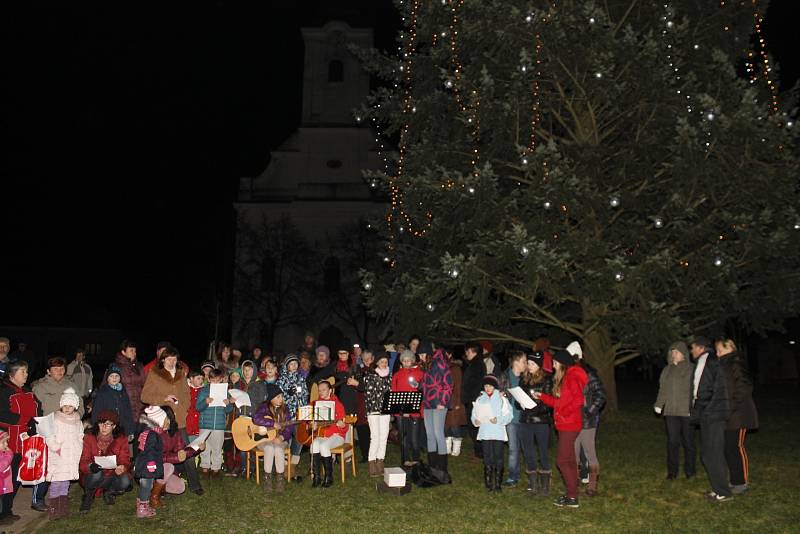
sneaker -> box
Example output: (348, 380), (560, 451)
(580, 476), (590, 484)
(31, 502), (48, 512)
(503, 478), (518, 487)
(705, 491), (733, 502)
(553, 495), (580, 508)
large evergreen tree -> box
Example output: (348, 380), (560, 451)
(358, 0), (799, 410)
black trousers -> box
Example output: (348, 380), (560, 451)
(724, 428), (749, 486)
(665, 416), (696, 477)
(482, 440), (504, 469)
(179, 428), (201, 491)
(356, 423), (371, 461)
(700, 419), (730, 496)
(396, 416), (423, 463)
(464, 403), (482, 458)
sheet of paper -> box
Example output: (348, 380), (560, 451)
(229, 389), (251, 408)
(508, 387), (537, 410)
(209, 383), (228, 407)
(94, 455), (117, 469)
(473, 402), (494, 424)
(314, 401), (335, 421)
(189, 429), (212, 450)
(34, 413), (56, 439)
(298, 405), (313, 421)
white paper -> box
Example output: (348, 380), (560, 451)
(508, 387), (537, 410)
(189, 429), (212, 450)
(209, 383), (228, 407)
(314, 401), (335, 421)
(298, 405), (313, 421)
(34, 413), (56, 439)
(229, 389), (251, 408)
(94, 455), (117, 469)
(473, 402), (494, 424)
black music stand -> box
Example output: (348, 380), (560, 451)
(381, 391), (422, 415)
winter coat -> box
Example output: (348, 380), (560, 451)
(91, 383), (135, 437)
(66, 360), (94, 398)
(519, 373), (553, 425)
(0, 450), (14, 495)
(187, 385), (202, 436)
(307, 360), (336, 388)
(79, 433), (132, 486)
(114, 352), (146, 420)
(252, 402), (293, 442)
(538, 365), (588, 432)
(46, 410), (84, 482)
(334, 365), (359, 415)
(471, 391), (512, 441)
(422, 350), (454, 410)
(445, 360), (467, 428)
(195, 385), (234, 431)
(134, 416), (164, 480)
(498, 368), (523, 424)
(31, 375), (84, 417)
(277, 364), (309, 420)
(580, 362), (606, 429)
(461, 356), (486, 404)
(654, 353), (693, 417)
(0, 379), (39, 454)
(718, 351), (758, 430)
(691, 354), (730, 424)
(358, 369), (391, 414)
(140, 366), (190, 429)
(248, 379), (274, 411)
(311, 395), (347, 439)
(391, 367), (424, 418)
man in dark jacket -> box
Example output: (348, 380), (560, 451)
(690, 336), (731, 502)
(462, 342), (486, 459)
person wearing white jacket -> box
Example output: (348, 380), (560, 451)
(45, 388), (84, 520)
(471, 375), (512, 492)
(66, 349), (93, 399)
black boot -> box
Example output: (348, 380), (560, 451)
(427, 451), (437, 469)
(311, 453), (322, 488)
(321, 457), (334, 488)
(438, 454), (452, 484)
(526, 471), (538, 495)
(79, 491), (94, 514)
(538, 470), (551, 496)
(484, 465), (493, 491)
(494, 468), (504, 492)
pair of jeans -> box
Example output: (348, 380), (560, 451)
(396, 416), (423, 463)
(556, 430), (580, 498)
(423, 408), (447, 454)
(506, 422), (521, 481)
(519, 422), (550, 471)
(137, 478), (153, 501)
(482, 439), (504, 469)
(665, 416), (696, 477)
(83, 471), (131, 493)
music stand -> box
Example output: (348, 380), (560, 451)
(381, 391), (422, 415)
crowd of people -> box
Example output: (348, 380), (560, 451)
(0, 330), (758, 524)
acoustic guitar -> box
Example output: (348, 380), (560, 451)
(295, 415), (357, 446)
(231, 416), (304, 451)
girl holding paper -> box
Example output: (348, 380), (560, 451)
(471, 375), (512, 492)
(44, 388), (84, 520)
(518, 352), (554, 495)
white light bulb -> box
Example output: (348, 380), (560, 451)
(713, 257), (723, 267)
(589, 17), (596, 24)
(693, 44), (700, 50)
(449, 268), (460, 279)
(609, 196), (621, 208)
(444, 80), (453, 89)
(543, 201), (552, 210)
(468, 187), (475, 194)
(614, 272), (625, 282)
(363, 282), (372, 291)
(793, 222), (800, 230)
(383, 256), (390, 263)
(521, 246), (530, 258)
(521, 156), (529, 165)
(666, 20), (674, 28)
(355, 116), (362, 123)
(595, 72), (603, 79)
(706, 112), (715, 121)
(426, 303), (435, 312)
(654, 217), (664, 229)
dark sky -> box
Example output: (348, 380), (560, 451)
(1, 1), (796, 358)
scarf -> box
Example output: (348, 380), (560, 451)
(97, 432), (114, 454)
(376, 367), (390, 378)
(110, 383), (123, 391)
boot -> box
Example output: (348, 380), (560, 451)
(451, 438), (463, 457)
(427, 451), (437, 469)
(263, 473), (273, 493)
(79, 491), (94, 514)
(149, 481), (166, 509)
(61, 495), (72, 519)
(376, 459), (385, 477)
(586, 464), (600, 496)
(368, 460), (377, 477)
(446, 437), (453, 455)
(136, 499), (155, 519)
(311, 453), (322, 488)
(438, 455), (452, 484)
(48, 495), (59, 520)
(103, 489), (116, 505)
(494, 468), (504, 492)
(274, 473), (286, 493)
(321, 457), (334, 488)
(527, 470), (538, 495)
(484, 465), (493, 491)
(538, 470), (551, 496)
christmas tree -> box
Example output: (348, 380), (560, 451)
(358, 0), (799, 410)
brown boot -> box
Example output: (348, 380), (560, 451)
(586, 465), (600, 496)
(61, 495), (72, 519)
(47, 496), (59, 520)
(149, 481), (167, 509)
(368, 461), (377, 477)
(263, 473), (273, 493)
(274, 473), (286, 492)
(376, 459), (385, 477)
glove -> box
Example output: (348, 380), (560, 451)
(654, 406), (662, 415)
(89, 463), (102, 473)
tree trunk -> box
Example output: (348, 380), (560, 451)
(581, 304), (619, 413)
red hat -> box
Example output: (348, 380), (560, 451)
(479, 340), (493, 354)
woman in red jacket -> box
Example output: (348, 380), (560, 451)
(533, 350), (588, 509)
(78, 410), (132, 513)
(309, 381), (347, 488)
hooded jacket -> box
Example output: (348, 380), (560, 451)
(537, 365), (588, 432)
(422, 350), (454, 410)
(471, 390), (512, 441)
(277, 362), (309, 419)
(114, 351), (146, 421)
(654, 343), (693, 417)
(46, 410), (84, 482)
(195, 384), (234, 431)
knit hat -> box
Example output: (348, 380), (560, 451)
(144, 405), (168, 428)
(374, 351), (390, 363)
(316, 345), (330, 358)
(482, 375), (500, 388)
(526, 352), (544, 368)
(399, 350), (417, 363)
(265, 383), (283, 405)
(60, 387), (80, 409)
(479, 340), (493, 354)
(566, 341), (583, 360)
(283, 354), (299, 367)
(201, 360), (216, 371)
(417, 341), (433, 355)
(552, 350), (575, 368)
(106, 363), (122, 379)
(96, 410), (119, 426)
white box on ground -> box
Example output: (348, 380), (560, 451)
(384, 467), (406, 487)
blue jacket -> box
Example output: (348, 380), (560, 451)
(195, 385), (234, 430)
(471, 391), (512, 441)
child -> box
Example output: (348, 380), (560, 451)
(44, 388), (84, 519)
(276, 354), (308, 476)
(195, 369), (233, 478)
(391, 350), (425, 467)
(253, 384), (293, 492)
(353, 352), (392, 477)
(92, 364), (135, 439)
(309, 381), (347, 488)
(200, 361), (215, 384)
(186, 370), (204, 439)
(0, 431), (13, 499)
(471, 375), (512, 492)
(519, 352), (554, 495)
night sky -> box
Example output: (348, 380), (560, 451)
(1, 1), (796, 359)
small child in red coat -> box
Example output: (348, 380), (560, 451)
(186, 370), (204, 439)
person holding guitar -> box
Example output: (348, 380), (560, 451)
(309, 380), (347, 488)
(252, 384), (293, 493)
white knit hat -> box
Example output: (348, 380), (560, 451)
(59, 387), (81, 409)
(566, 341), (583, 359)
(144, 405), (168, 428)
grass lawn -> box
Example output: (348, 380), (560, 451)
(40, 384), (799, 534)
